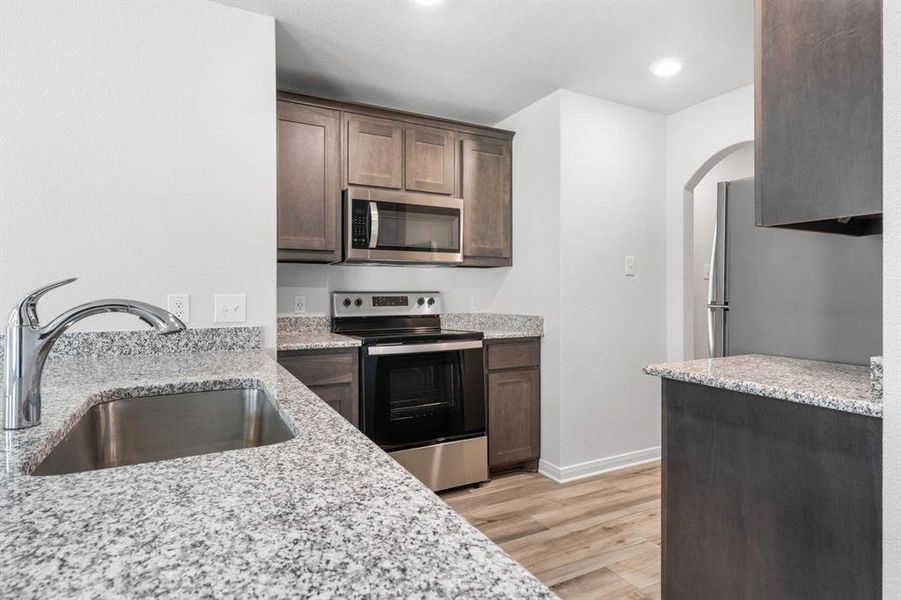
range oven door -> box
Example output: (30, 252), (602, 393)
(344, 186), (463, 264)
(361, 340), (485, 451)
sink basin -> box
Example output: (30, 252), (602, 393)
(30, 388), (295, 476)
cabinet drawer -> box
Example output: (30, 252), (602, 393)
(487, 340), (540, 371)
(278, 351), (355, 387)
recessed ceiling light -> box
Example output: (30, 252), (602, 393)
(650, 58), (683, 78)
(414, 0), (444, 5)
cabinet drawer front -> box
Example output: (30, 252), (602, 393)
(279, 351), (355, 387)
(487, 340), (539, 371)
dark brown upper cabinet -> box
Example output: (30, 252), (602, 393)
(460, 134), (513, 266)
(346, 113), (404, 189)
(276, 91), (514, 265)
(405, 124), (456, 195)
(277, 101), (341, 263)
(755, 0), (882, 235)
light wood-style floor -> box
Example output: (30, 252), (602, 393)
(442, 462), (661, 599)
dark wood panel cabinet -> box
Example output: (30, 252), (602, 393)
(278, 348), (359, 427)
(276, 92), (515, 265)
(346, 113), (404, 189)
(485, 338), (540, 472)
(755, 0), (882, 235)
(662, 379), (881, 599)
(276, 101), (341, 262)
(460, 134), (513, 266)
(405, 124), (455, 195)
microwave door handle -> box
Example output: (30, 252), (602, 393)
(369, 202), (379, 249)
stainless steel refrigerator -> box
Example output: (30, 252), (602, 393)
(706, 178), (881, 365)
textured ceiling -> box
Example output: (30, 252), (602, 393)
(216, 0), (754, 124)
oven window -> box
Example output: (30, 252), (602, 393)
(374, 201), (461, 254)
(371, 351), (465, 448)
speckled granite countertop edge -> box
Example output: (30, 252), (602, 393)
(644, 354), (880, 418)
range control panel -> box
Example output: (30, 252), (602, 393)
(332, 292), (442, 318)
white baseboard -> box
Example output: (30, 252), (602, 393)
(538, 446), (661, 483)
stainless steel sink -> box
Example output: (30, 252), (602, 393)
(30, 388), (295, 476)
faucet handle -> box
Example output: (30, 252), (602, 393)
(14, 277), (77, 328)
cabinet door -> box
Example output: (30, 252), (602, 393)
(278, 350), (359, 427)
(346, 114), (404, 189)
(488, 368), (540, 468)
(277, 102), (341, 261)
(756, 0), (882, 234)
(459, 135), (512, 266)
(405, 125), (455, 194)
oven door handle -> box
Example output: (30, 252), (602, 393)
(369, 202), (379, 249)
(367, 340), (482, 356)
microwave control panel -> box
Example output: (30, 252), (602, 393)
(351, 201), (368, 249)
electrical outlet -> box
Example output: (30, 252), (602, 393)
(624, 255), (636, 277)
(471, 295), (480, 311)
(214, 294), (246, 323)
(294, 295), (306, 314)
(167, 294), (190, 323)
(703, 263), (711, 281)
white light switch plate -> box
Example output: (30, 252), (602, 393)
(624, 255), (636, 277)
(294, 295), (306, 314)
(471, 295), (480, 311)
(167, 294), (190, 323)
(214, 294), (246, 323)
(703, 263), (710, 281)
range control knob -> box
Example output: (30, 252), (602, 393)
(342, 298), (352, 308)
(417, 297), (426, 306)
(427, 297), (436, 307)
(354, 298), (364, 307)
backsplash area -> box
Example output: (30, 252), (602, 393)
(0, 327), (261, 364)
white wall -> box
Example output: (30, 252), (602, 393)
(557, 90), (667, 471)
(665, 84), (754, 360)
(0, 1), (277, 349)
(883, 0), (900, 595)
(494, 91), (563, 468)
(690, 144), (754, 359)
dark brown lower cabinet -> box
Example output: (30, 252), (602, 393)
(278, 348), (359, 427)
(486, 338), (540, 472)
(662, 379), (881, 600)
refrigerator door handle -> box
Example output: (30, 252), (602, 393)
(707, 183), (729, 359)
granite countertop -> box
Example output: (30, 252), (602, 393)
(644, 354), (880, 418)
(276, 316), (360, 351)
(0, 351), (553, 598)
(441, 314), (544, 340)
(277, 331), (362, 351)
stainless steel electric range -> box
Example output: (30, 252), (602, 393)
(332, 291), (488, 491)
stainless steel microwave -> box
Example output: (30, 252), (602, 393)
(343, 186), (464, 265)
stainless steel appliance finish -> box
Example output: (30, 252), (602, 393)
(389, 436), (488, 492)
(333, 291), (488, 491)
(333, 291), (442, 319)
(706, 178), (882, 364)
(4, 278), (185, 430)
(30, 388), (295, 476)
(343, 187), (464, 265)
(367, 340), (483, 356)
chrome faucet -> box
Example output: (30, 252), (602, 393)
(4, 278), (185, 429)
